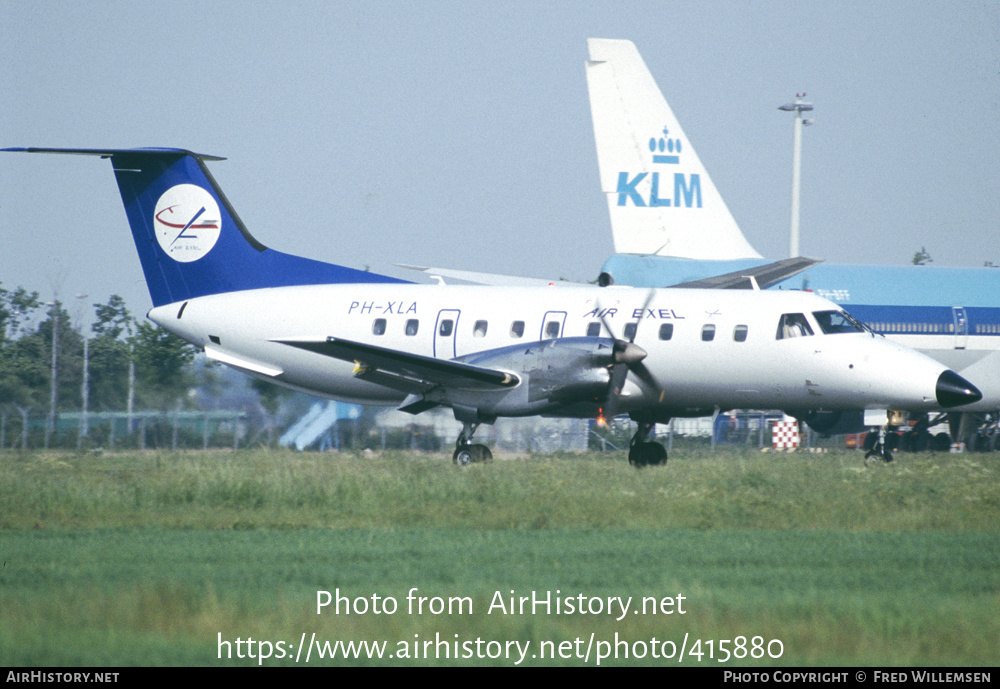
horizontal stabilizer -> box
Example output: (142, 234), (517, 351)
(671, 257), (821, 290)
(204, 345), (283, 377)
(2, 146), (226, 161)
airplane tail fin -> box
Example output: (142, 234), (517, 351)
(586, 39), (762, 260)
(5, 148), (404, 307)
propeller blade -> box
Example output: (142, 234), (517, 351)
(632, 290), (656, 342)
(599, 289), (656, 419)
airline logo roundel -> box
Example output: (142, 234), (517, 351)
(153, 184), (222, 262)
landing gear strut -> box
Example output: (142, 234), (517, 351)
(452, 422), (493, 466)
(628, 420), (667, 467)
(864, 426), (895, 465)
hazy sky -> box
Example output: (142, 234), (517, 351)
(2, 1), (997, 318)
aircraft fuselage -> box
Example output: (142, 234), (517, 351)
(152, 284), (964, 419)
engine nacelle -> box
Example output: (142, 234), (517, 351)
(454, 337), (618, 417)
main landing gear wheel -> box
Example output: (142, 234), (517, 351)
(452, 421), (492, 465)
(453, 444), (493, 466)
(628, 420), (667, 467)
(629, 441), (667, 467)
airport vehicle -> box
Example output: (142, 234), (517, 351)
(3, 147), (982, 465)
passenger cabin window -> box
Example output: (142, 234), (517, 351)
(510, 321), (525, 338)
(473, 320), (488, 337)
(623, 323), (638, 341)
(544, 321), (561, 339)
(587, 322), (601, 337)
(373, 318), (387, 335)
(405, 319), (419, 336)
(659, 323), (674, 341)
(733, 325), (748, 342)
(812, 310), (866, 335)
(701, 324), (716, 342)
(776, 313), (814, 339)
(439, 319), (454, 337)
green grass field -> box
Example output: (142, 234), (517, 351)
(1, 447), (997, 666)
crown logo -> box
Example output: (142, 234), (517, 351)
(649, 127), (681, 164)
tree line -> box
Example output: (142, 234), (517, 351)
(0, 283), (201, 447)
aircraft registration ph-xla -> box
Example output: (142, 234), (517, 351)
(584, 37), (1000, 451)
(2, 147), (983, 466)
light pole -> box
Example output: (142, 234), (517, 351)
(76, 294), (90, 448)
(44, 297), (59, 450)
(778, 94), (814, 258)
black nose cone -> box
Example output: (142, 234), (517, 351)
(936, 370), (983, 407)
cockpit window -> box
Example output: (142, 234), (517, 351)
(813, 310), (867, 335)
(776, 313), (814, 339)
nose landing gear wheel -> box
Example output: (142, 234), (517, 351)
(863, 427), (895, 465)
(863, 449), (893, 466)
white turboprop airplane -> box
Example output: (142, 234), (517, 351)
(2, 147), (983, 465)
(585, 38), (1000, 449)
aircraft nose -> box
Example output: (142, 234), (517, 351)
(936, 370), (983, 407)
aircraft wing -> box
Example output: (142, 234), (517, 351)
(276, 337), (521, 394)
(670, 257), (821, 290)
(395, 264), (574, 286)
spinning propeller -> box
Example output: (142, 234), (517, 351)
(596, 291), (657, 422)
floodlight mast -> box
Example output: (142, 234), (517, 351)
(778, 94), (814, 258)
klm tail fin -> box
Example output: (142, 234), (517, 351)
(4, 147), (405, 307)
(586, 39), (762, 260)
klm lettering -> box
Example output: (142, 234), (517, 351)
(616, 172), (702, 208)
